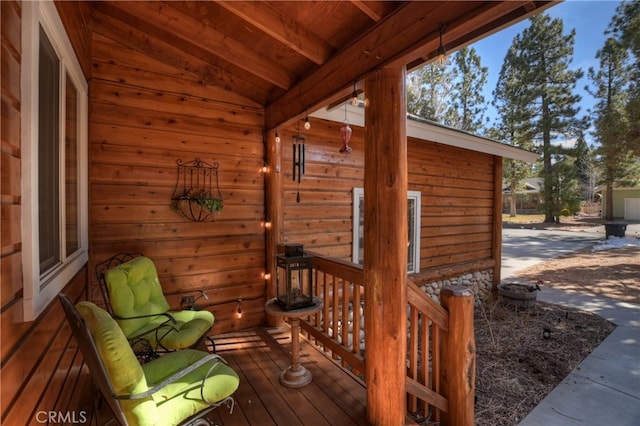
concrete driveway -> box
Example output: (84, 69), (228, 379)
(501, 228), (603, 279)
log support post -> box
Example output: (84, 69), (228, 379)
(363, 66), (407, 425)
(265, 128), (284, 326)
(440, 286), (476, 426)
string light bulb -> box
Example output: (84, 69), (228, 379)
(351, 81), (359, 107)
(436, 24), (448, 68)
(275, 128), (281, 143)
(304, 108), (311, 130)
(236, 299), (243, 319)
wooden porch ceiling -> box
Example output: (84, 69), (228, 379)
(88, 1), (555, 128)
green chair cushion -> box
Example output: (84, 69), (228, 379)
(143, 350), (239, 424)
(76, 301), (157, 425)
(154, 310), (214, 350)
(105, 256), (170, 337)
(104, 256), (214, 349)
(77, 302), (239, 426)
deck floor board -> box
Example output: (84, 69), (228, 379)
(89, 326), (368, 425)
(207, 326), (367, 425)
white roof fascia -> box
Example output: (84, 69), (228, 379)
(312, 106), (539, 163)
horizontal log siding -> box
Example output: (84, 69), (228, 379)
(410, 139), (495, 270)
(2, 3), (94, 423)
(281, 119), (496, 274)
(89, 30), (267, 334)
(1, 272), (91, 425)
(54, 0), (93, 77)
(281, 119), (365, 258)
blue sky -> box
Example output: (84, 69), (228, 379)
(469, 0), (621, 140)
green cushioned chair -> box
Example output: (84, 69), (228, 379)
(59, 293), (238, 426)
(96, 254), (215, 357)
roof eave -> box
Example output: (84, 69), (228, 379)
(312, 106), (540, 163)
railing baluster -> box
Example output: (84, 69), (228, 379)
(353, 283), (361, 358)
(408, 305), (419, 413)
(322, 271), (329, 344)
(433, 324), (441, 422)
(420, 315), (429, 417)
(303, 253), (459, 422)
(341, 279), (349, 365)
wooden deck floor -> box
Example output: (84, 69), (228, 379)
(205, 326), (368, 426)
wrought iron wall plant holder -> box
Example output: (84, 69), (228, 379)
(170, 158), (223, 222)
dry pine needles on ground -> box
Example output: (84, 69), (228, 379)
(473, 292), (615, 426)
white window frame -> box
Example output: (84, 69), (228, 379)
(21, 1), (88, 321)
(352, 187), (421, 273)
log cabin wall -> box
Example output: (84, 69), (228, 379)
(2, 1), (266, 422)
(1, 2), (95, 424)
(280, 119), (366, 259)
(411, 138), (495, 271)
(281, 117), (497, 276)
(89, 23), (267, 335)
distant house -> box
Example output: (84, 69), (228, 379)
(599, 186), (640, 220)
(502, 177), (543, 213)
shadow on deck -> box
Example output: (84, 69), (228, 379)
(206, 326), (368, 426)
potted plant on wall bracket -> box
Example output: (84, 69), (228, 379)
(170, 158), (224, 222)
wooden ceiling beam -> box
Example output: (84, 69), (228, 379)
(98, 1), (292, 90)
(217, 1), (333, 65)
(265, 0), (449, 128)
(402, 1), (556, 71)
(90, 8), (270, 104)
(392, 1), (527, 68)
(265, 1), (554, 129)
(350, 0), (383, 22)
(450, 1), (556, 53)
(161, 1), (293, 90)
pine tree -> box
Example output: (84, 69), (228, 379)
(573, 135), (599, 204)
(492, 45), (536, 217)
(503, 14), (586, 223)
(608, 0), (640, 150)
(406, 63), (456, 122)
(587, 35), (640, 220)
(445, 47), (489, 133)
(550, 153), (582, 218)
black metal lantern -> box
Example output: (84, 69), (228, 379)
(276, 245), (314, 311)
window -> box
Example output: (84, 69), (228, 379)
(352, 188), (421, 273)
(22, 1), (88, 321)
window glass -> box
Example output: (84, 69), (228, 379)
(352, 188), (422, 273)
(38, 26), (60, 275)
(65, 74), (79, 256)
(407, 197), (417, 272)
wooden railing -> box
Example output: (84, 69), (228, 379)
(406, 279), (449, 422)
(300, 253), (474, 425)
(300, 254), (366, 378)
(301, 255), (470, 421)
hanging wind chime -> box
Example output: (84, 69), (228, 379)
(339, 101), (352, 153)
(292, 116), (306, 203)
